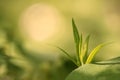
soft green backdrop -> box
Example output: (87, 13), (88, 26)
(0, 0), (120, 80)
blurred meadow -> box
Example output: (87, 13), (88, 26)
(0, 0), (120, 80)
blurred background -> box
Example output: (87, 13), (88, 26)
(0, 0), (120, 80)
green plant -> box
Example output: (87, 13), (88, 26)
(57, 19), (111, 67)
(56, 19), (120, 80)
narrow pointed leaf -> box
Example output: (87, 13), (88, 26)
(72, 19), (80, 65)
(56, 46), (78, 66)
(94, 57), (120, 65)
(81, 34), (90, 63)
(84, 34), (90, 57)
(86, 42), (110, 64)
(72, 19), (80, 45)
(79, 34), (83, 65)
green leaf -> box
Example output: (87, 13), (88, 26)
(56, 46), (79, 66)
(81, 34), (90, 64)
(94, 57), (120, 65)
(79, 34), (83, 65)
(72, 18), (80, 45)
(72, 18), (80, 65)
(66, 64), (120, 80)
(85, 42), (110, 64)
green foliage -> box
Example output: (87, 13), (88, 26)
(82, 34), (90, 63)
(66, 63), (120, 80)
(56, 46), (78, 66)
(72, 19), (81, 66)
(0, 47), (24, 80)
(57, 19), (110, 66)
(94, 57), (120, 65)
(85, 42), (111, 64)
(58, 20), (120, 80)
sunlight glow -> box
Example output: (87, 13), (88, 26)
(19, 3), (63, 41)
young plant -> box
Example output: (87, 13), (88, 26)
(56, 19), (120, 80)
(57, 19), (111, 67)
